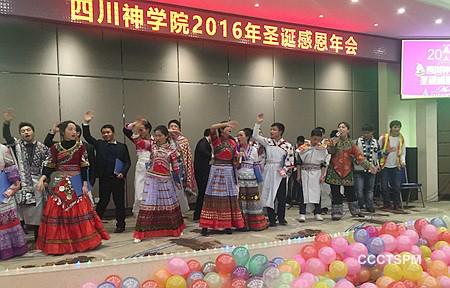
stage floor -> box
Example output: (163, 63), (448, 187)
(2, 201), (448, 270)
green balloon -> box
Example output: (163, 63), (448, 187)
(248, 254), (268, 276)
(203, 272), (222, 288)
(232, 246), (250, 266)
(277, 284), (291, 288)
(323, 278), (336, 288)
(279, 272), (294, 284)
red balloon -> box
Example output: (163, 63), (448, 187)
(215, 254), (236, 275)
(314, 232), (332, 249)
(415, 219), (429, 234)
(230, 278), (246, 288)
(388, 281), (407, 288)
(187, 259), (203, 272)
(381, 222), (399, 237)
(105, 275), (121, 287)
(346, 273), (359, 285)
(300, 244), (318, 260)
(439, 231), (450, 243)
(142, 280), (160, 288)
(190, 279), (209, 288)
(397, 224), (407, 235)
(402, 280), (417, 288)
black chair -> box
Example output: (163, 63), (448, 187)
(400, 167), (425, 208)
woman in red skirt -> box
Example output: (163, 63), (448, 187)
(36, 121), (109, 255)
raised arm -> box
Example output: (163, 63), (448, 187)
(82, 111), (98, 147)
(43, 124), (59, 148)
(2, 109), (16, 145)
(252, 113), (269, 147)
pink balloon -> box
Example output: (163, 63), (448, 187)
(439, 276), (450, 288)
(305, 258), (326, 276)
(343, 257), (361, 275)
(421, 224), (439, 242)
(167, 257), (189, 275)
(396, 235), (412, 252)
(345, 243), (368, 258)
(359, 283), (377, 288)
(335, 279), (355, 288)
(432, 250), (448, 264)
(299, 272), (316, 285)
(294, 254), (306, 271)
(81, 282), (97, 288)
(365, 226), (379, 238)
(441, 246), (450, 263)
(291, 278), (312, 288)
(380, 234), (397, 252)
(332, 237), (349, 254)
(403, 229), (419, 245)
(410, 245), (421, 255)
(318, 247), (337, 265)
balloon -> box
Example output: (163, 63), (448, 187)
(291, 278), (312, 288)
(279, 272), (294, 284)
(190, 279), (209, 288)
(141, 280), (159, 288)
(232, 266), (250, 280)
(439, 231), (450, 243)
(166, 276), (187, 288)
(365, 226), (379, 238)
(359, 283), (377, 288)
(284, 259), (301, 277)
(329, 260), (348, 278)
(154, 269), (171, 287)
(321, 278), (336, 288)
(396, 236), (412, 252)
(216, 254), (237, 275)
(370, 267), (383, 281)
(421, 224), (439, 243)
(248, 254), (268, 276)
(438, 276), (450, 288)
(383, 264), (403, 281)
(397, 224), (407, 235)
(375, 276), (395, 288)
(299, 272), (316, 285)
(429, 260), (447, 277)
(301, 244), (318, 260)
(402, 280), (418, 288)
(81, 282), (97, 288)
(334, 279), (355, 288)
(347, 233), (355, 244)
(104, 275), (121, 287)
(381, 234), (397, 252)
(345, 243), (368, 258)
(387, 282), (407, 288)
(414, 218), (429, 233)
(431, 217), (447, 228)
(381, 222), (399, 237)
(358, 267), (371, 283)
(230, 278), (246, 288)
(293, 255), (306, 270)
(202, 262), (216, 274)
(187, 260), (203, 272)
(403, 263), (423, 281)
(377, 252), (394, 268)
(261, 266), (280, 284)
(187, 272), (204, 287)
(434, 240), (449, 250)
(272, 257), (284, 266)
(204, 272), (222, 288)
(305, 258), (326, 276)
(168, 258), (190, 276)
(410, 245), (421, 256)
(403, 230), (419, 245)
(319, 247), (337, 265)
(343, 257), (361, 276)
(418, 276), (439, 288)
(431, 250), (448, 264)
(315, 232), (332, 249)
(277, 264), (292, 274)
(354, 229), (370, 244)
(332, 237), (349, 254)
(245, 276), (265, 288)
(367, 237), (385, 255)
(313, 281), (328, 288)
(232, 247), (250, 267)
(420, 245), (432, 258)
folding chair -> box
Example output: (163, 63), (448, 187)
(400, 167), (425, 208)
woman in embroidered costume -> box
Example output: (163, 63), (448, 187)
(36, 121), (109, 255)
(123, 118), (153, 216)
(236, 128), (267, 231)
(0, 144), (27, 260)
(133, 125), (184, 242)
(325, 122), (376, 221)
(168, 120), (197, 213)
(200, 121), (245, 236)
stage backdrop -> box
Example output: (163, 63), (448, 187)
(0, 17), (379, 211)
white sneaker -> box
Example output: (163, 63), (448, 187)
(298, 215), (306, 222)
(315, 214), (324, 221)
(133, 238), (142, 243)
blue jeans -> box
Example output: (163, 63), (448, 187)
(380, 168), (401, 207)
(354, 171), (376, 209)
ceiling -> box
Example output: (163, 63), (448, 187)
(152, 0), (450, 39)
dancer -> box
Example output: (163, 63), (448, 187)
(297, 129), (327, 222)
(2, 109), (49, 242)
(288, 136), (305, 208)
(36, 121), (109, 255)
(325, 122), (376, 220)
(193, 129), (212, 221)
(199, 121), (244, 236)
(236, 128), (268, 231)
(134, 125), (184, 242)
(82, 111), (131, 233)
(253, 113), (294, 227)
(0, 143), (26, 260)
(123, 118), (152, 216)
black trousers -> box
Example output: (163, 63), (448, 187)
(96, 177), (126, 228)
(330, 184), (357, 205)
(267, 178), (287, 223)
(298, 190), (322, 215)
(193, 167), (210, 220)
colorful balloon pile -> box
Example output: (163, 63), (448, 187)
(83, 217), (450, 288)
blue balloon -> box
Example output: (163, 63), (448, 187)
(272, 257), (284, 266)
(431, 217), (447, 228)
(354, 228), (370, 244)
(367, 237), (385, 255)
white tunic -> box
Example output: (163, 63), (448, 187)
(133, 150), (151, 215)
(299, 145), (328, 204)
(253, 124), (294, 209)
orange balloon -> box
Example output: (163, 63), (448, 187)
(428, 260), (447, 277)
(278, 264), (293, 274)
(376, 276), (395, 288)
(418, 276), (439, 288)
(370, 267), (383, 282)
(154, 269), (171, 287)
(359, 267), (371, 283)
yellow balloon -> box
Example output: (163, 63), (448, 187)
(313, 281), (328, 288)
(439, 227), (448, 233)
(434, 241), (449, 250)
(329, 260), (348, 279)
(429, 260), (448, 277)
(383, 263), (403, 281)
(165, 275), (187, 288)
(418, 275), (439, 288)
(284, 259), (301, 277)
(420, 245), (432, 258)
(347, 233), (355, 244)
(278, 264), (293, 274)
(403, 263), (423, 282)
(398, 252), (414, 270)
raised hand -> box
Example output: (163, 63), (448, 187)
(3, 108), (15, 123)
(51, 122), (60, 134)
(256, 113), (264, 124)
(227, 120), (239, 129)
(83, 111), (94, 124)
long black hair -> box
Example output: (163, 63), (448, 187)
(58, 120), (77, 137)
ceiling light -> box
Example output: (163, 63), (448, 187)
(351, 0), (359, 3)
(397, 7), (405, 14)
(319, 14), (324, 18)
(435, 18), (443, 24)
(254, 3), (260, 8)
(374, 23), (379, 27)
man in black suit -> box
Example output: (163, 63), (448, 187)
(82, 111), (131, 233)
(193, 129), (212, 221)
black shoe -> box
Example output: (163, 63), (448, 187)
(201, 228), (208, 236)
(224, 228), (232, 234)
(114, 227), (125, 233)
(279, 220), (288, 226)
(367, 207), (375, 213)
(269, 222), (277, 227)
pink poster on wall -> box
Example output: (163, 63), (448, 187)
(401, 40), (450, 99)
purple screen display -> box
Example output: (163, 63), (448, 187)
(401, 40), (450, 99)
